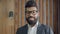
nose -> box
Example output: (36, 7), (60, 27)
(29, 13), (33, 16)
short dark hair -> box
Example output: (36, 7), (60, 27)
(25, 0), (37, 8)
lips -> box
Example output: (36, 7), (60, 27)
(29, 18), (34, 20)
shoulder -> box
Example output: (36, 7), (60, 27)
(41, 24), (54, 34)
(38, 24), (54, 34)
(16, 24), (28, 32)
(38, 24), (51, 30)
(17, 24), (28, 31)
(39, 24), (49, 28)
(16, 24), (28, 34)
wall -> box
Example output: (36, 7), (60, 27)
(0, 0), (58, 34)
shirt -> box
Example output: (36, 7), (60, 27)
(28, 21), (38, 34)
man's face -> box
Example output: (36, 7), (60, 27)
(25, 7), (39, 25)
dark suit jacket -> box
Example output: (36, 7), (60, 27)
(16, 23), (53, 34)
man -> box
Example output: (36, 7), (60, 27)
(16, 0), (54, 34)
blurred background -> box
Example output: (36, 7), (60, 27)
(0, 0), (60, 34)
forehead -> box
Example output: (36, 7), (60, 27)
(25, 7), (37, 11)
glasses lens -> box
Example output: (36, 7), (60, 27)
(25, 11), (38, 14)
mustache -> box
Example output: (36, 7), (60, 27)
(28, 16), (34, 19)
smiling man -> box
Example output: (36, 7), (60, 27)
(16, 0), (54, 34)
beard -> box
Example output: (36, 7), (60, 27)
(26, 16), (38, 25)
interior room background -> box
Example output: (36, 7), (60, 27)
(0, 0), (60, 34)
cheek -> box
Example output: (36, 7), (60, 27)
(35, 14), (39, 18)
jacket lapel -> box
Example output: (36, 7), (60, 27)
(23, 24), (28, 34)
(37, 23), (46, 34)
(37, 23), (41, 34)
(26, 25), (28, 34)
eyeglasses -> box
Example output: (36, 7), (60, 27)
(25, 10), (38, 14)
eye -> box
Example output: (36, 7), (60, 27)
(33, 11), (35, 13)
(36, 11), (38, 12)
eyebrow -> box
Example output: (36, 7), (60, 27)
(25, 10), (37, 11)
